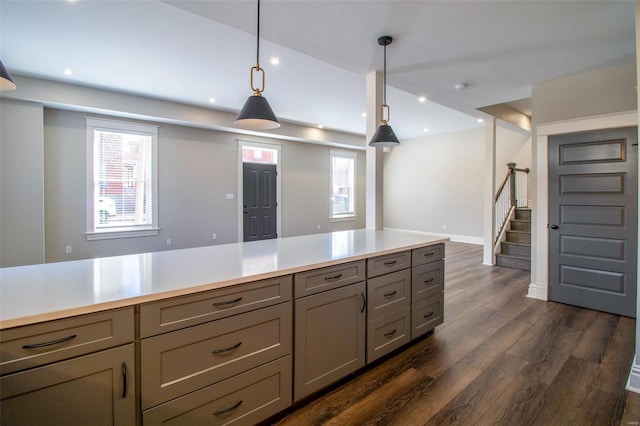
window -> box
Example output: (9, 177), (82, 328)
(330, 149), (356, 220)
(86, 118), (159, 240)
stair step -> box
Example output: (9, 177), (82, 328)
(496, 253), (531, 270)
(510, 219), (531, 232)
(515, 208), (531, 221)
(501, 241), (531, 257)
(506, 230), (531, 244)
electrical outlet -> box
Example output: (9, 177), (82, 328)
(317, 224), (321, 230)
(212, 234), (217, 240)
(226, 194), (234, 200)
(443, 225), (447, 230)
(166, 238), (172, 246)
(65, 246), (72, 254)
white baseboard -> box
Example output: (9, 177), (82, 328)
(383, 228), (484, 245)
(527, 282), (548, 300)
(627, 356), (640, 394)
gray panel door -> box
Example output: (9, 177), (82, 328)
(243, 163), (277, 242)
(549, 127), (637, 317)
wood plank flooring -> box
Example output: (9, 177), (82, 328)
(268, 241), (639, 426)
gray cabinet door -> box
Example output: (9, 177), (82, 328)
(294, 281), (366, 401)
(549, 127), (637, 317)
(1, 344), (135, 426)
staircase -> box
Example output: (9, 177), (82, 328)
(496, 208), (531, 270)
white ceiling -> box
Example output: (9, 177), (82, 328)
(0, 0), (635, 140)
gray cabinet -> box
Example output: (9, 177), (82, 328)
(139, 275), (293, 424)
(0, 307), (136, 426)
(411, 244), (445, 339)
(143, 356), (292, 426)
(141, 302), (292, 409)
(366, 253), (412, 363)
(1, 344), (135, 426)
(294, 279), (366, 401)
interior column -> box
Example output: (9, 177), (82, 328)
(483, 118), (497, 265)
(366, 71), (384, 230)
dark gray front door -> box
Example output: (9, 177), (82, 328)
(243, 162), (277, 242)
(549, 127), (637, 317)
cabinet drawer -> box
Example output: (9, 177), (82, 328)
(140, 275), (292, 337)
(1, 344), (135, 426)
(143, 355), (292, 426)
(294, 260), (365, 298)
(367, 306), (411, 363)
(412, 244), (444, 267)
(141, 302), (292, 409)
(367, 251), (410, 278)
(0, 307), (134, 375)
(412, 260), (445, 302)
(367, 269), (410, 320)
(412, 294), (444, 340)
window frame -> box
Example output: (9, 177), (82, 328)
(329, 149), (357, 222)
(85, 117), (160, 240)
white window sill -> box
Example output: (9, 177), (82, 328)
(86, 227), (160, 241)
(329, 216), (357, 223)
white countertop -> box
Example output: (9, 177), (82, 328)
(0, 229), (447, 329)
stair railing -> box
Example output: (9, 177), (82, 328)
(494, 162), (529, 244)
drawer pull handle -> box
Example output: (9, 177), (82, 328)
(212, 341), (242, 355)
(22, 334), (77, 349)
(122, 362), (127, 399)
(213, 400), (243, 416)
(212, 297), (243, 307)
(324, 274), (343, 281)
(384, 329), (397, 338)
(424, 252), (435, 257)
(424, 278), (435, 284)
(383, 260), (397, 266)
(383, 290), (397, 298)
(424, 312), (434, 319)
(360, 292), (366, 313)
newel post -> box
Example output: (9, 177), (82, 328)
(507, 162), (517, 207)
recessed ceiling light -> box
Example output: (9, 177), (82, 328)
(62, 68), (73, 76)
(318, 124), (324, 129)
(208, 97), (216, 103)
(477, 118), (484, 123)
(361, 113), (367, 118)
(423, 128), (429, 132)
(270, 57), (280, 65)
(418, 96), (427, 103)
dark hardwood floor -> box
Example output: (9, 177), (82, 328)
(270, 241), (639, 425)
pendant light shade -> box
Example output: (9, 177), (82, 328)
(235, 95), (279, 130)
(369, 35), (399, 147)
(234, 0), (280, 130)
(0, 60), (16, 91)
(370, 124), (400, 147)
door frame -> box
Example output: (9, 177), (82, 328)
(237, 140), (282, 242)
(529, 110), (637, 301)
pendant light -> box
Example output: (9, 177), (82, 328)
(0, 59), (16, 91)
(369, 35), (399, 147)
(234, 0), (280, 130)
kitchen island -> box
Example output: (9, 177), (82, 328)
(0, 229), (447, 425)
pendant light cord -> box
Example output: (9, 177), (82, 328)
(383, 42), (387, 105)
(256, 0), (261, 67)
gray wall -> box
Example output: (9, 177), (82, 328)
(281, 143), (366, 237)
(495, 127), (532, 194)
(1, 105), (365, 265)
(0, 99), (45, 266)
(383, 125), (531, 242)
(532, 55), (637, 124)
(383, 127), (486, 239)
